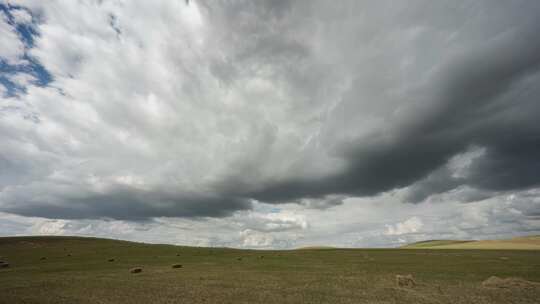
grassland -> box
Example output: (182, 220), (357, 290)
(1, 236), (540, 303)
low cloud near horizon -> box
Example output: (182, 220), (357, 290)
(1, 0), (539, 248)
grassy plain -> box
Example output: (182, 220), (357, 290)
(1, 236), (539, 303)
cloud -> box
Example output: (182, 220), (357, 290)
(385, 217), (423, 236)
(10, 8), (32, 24)
(238, 210), (308, 232)
(34, 219), (68, 235)
(3, 189), (539, 249)
(0, 9), (24, 64)
(0, 0), (539, 226)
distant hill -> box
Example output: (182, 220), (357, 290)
(295, 246), (337, 250)
(402, 240), (475, 248)
(403, 235), (540, 250)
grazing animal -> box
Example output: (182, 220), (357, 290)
(108, 258), (115, 262)
(396, 274), (416, 288)
(130, 267), (142, 274)
(172, 264), (183, 268)
(0, 261), (9, 268)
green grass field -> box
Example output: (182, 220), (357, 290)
(1, 236), (540, 303)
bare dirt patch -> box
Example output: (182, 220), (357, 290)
(396, 274), (416, 288)
(482, 276), (539, 290)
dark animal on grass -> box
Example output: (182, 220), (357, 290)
(0, 261), (9, 268)
(396, 274), (416, 288)
(130, 267), (142, 274)
(40, 257), (46, 260)
(172, 264), (183, 268)
(108, 258), (115, 262)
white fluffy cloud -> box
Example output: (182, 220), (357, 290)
(385, 217), (423, 236)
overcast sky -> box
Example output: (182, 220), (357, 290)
(1, 0), (539, 248)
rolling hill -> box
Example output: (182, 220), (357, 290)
(403, 235), (540, 250)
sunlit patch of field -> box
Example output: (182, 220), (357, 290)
(403, 236), (540, 250)
(1, 236), (540, 304)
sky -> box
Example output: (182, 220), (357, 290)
(1, 0), (540, 249)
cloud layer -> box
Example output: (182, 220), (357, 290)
(1, 0), (540, 247)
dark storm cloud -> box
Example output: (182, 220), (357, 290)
(221, 12), (540, 205)
(1, 186), (251, 220)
